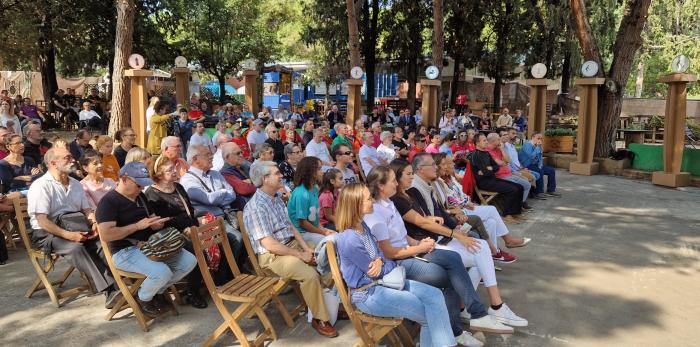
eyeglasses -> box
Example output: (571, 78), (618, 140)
(123, 133), (136, 137)
(8, 142), (23, 146)
(420, 163), (437, 168)
(340, 151), (353, 156)
(291, 151), (301, 154)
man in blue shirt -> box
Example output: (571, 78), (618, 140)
(518, 133), (560, 197)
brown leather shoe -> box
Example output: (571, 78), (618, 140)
(312, 318), (339, 338)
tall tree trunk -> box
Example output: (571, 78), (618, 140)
(363, 0), (378, 113)
(324, 78), (331, 108)
(493, 74), (502, 114)
(217, 74), (226, 100)
(109, 0), (135, 137)
(346, 0), (361, 68)
(450, 51), (462, 107)
(634, 60), (644, 98)
(407, 42), (420, 113)
(38, 3), (58, 112)
(560, 43), (572, 95)
(570, 0), (651, 156)
(432, 0), (444, 111)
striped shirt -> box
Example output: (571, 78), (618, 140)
(243, 189), (294, 255)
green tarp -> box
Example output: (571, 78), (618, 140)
(629, 143), (700, 176)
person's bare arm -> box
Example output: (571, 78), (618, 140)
(400, 209), (480, 251)
(98, 217), (164, 242)
(377, 239), (432, 260)
(299, 219), (334, 236)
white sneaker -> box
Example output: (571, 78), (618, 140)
(456, 331), (483, 347)
(469, 314), (514, 334)
(488, 303), (528, 327)
(460, 310), (471, 323)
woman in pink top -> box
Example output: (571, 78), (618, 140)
(425, 133), (443, 154)
(318, 168), (343, 231)
(79, 149), (117, 209)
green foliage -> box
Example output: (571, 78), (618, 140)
(545, 127), (576, 136)
(301, 0), (348, 85)
(260, 0), (313, 61)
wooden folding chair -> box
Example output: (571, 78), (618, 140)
(1, 212), (17, 249)
(237, 211), (307, 328)
(326, 242), (414, 347)
(98, 227), (179, 332)
(474, 186), (499, 206)
(190, 217), (279, 347)
(12, 198), (94, 308)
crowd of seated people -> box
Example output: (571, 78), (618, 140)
(0, 101), (563, 345)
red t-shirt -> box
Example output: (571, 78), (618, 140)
(231, 137), (251, 159)
(486, 147), (511, 178)
(408, 147), (424, 163)
(318, 190), (336, 226)
(188, 110), (204, 120)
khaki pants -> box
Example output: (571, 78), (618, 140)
(515, 170), (536, 188)
(258, 240), (330, 321)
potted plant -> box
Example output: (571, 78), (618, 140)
(543, 127), (576, 153)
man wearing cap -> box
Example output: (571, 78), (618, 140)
(28, 146), (117, 308)
(246, 118), (268, 153)
(96, 161), (197, 316)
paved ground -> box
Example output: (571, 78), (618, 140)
(1, 171), (699, 346)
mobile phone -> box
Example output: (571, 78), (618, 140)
(413, 255), (430, 263)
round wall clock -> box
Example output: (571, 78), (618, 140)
(350, 66), (364, 79)
(671, 55), (690, 73)
(425, 65), (440, 80)
(128, 54), (145, 69)
(174, 56), (187, 68)
(531, 63), (547, 79)
(581, 60), (599, 77)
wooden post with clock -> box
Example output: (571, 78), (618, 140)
(526, 63), (551, 139)
(242, 59), (260, 115)
(173, 56), (190, 109)
(652, 55), (696, 188)
(124, 53), (153, 148)
(346, 66), (364, 127)
(570, 60), (604, 176)
(421, 65), (441, 126)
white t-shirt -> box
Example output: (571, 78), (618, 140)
(146, 107), (155, 132)
(339, 166), (358, 185)
(79, 110), (100, 121)
(189, 132), (213, 152)
(305, 139), (332, 163)
(246, 129), (268, 150)
(28, 173), (90, 230)
(359, 144), (382, 177)
(212, 149), (225, 171)
(1, 114), (21, 135)
(376, 143), (396, 162)
(364, 199), (409, 248)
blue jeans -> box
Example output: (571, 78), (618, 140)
(400, 250), (488, 326)
(355, 280), (456, 347)
(528, 164), (556, 193)
(113, 246), (197, 301)
(503, 175), (531, 202)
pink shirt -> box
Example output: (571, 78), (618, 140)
(425, 144), (440, 154)
(80, 178), (117, 209)
(486, 147), (511, 179)
(318, 190), (336, 226)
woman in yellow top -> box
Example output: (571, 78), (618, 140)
(95, 135), (120, 181)
(147, 101), (172, 154)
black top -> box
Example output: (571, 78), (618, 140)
(23, 139), (52, 166)
(470, 149), (498, 183)
(265, 138), (286, 164)
(96, 190), (154, 254)
(0, 157), (38, 193)
(278, 160), (296, 189)
(391, 189), (456, 243)
(392, 138), (409, 158)
(302, 131), (313, 146)
(113, 144), (137, 168)
(143, 183), (197, 231)
(69, 140), (93, 162)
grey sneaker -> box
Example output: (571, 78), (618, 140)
(488, 303), (528, 327)
(456, 330), (483, 347)
(469, 315), (514, 334)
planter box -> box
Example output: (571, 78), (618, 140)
(543, 135), (574, 153)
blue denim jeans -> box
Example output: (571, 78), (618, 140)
(355, 280), (456, 347)
(400, 249), (488, 325)
(113, 246), (197, 301)
(527, 164), (556, 193)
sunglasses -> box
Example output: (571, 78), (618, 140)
(340, 151), (353, 156)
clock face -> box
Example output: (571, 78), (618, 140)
(242, 59), (256, 70)
(671, 55), (689, 73)
(128, 54), (145, 69)
(174, 56), (187, 68)
(425, 65), (439, 80)
(350, 66), (364, 79)
(531, 63), (547, 79)
(581, 60), (599, 77)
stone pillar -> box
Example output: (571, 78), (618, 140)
(124, 69), (154, 149)
(570, 77), (605, 175)
(526, 79), (550, 139)
(346, 79), (363, 127)
(172, 67), (190, 109)
(243, 70), (260, 115)
(652, 73), (697, 187)
(420, 79), (441, 126)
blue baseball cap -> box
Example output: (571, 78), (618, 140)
(119, 161), (153, 187)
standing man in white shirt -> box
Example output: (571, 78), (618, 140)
(359, 132), (388, 177)
(246, 118), (268, 153)
(212, 133), (231, 171)
(188, 122), (213, 153)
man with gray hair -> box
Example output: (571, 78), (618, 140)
(485, 132), (532, 208)
(160, 136), (189, 177)
(243, 160), (339, 338)
(305, 128), (333, 168)
(212, 132), (232, 171)
(220, 142), (256, 206)
(248, 142), (274, 178)
(358, 131), (388, 177)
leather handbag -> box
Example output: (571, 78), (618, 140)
(55, 211), (91, 233)
(377, 265), (406, 290)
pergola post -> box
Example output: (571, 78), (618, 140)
(652, 73), (697, 187)
(570, 77), (605, 175)
(172, 67), (190, 109)
(346, 79), (363, 127)
(244, 70), (260, 115)
(420, 79), (441, 126)
(526, 79), (551, 139)
(124, 69), (154, 148)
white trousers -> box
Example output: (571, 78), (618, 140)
(464, 205), (509, 250)
(435, 238), (497, 290)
